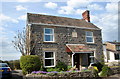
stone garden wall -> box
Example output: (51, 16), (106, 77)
(25, 71), (95, 79)
(110, 67), (120, 75)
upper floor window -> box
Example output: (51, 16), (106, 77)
(116, 45), (120, 50)
(86, 31), (94, 43)
(44, 28), (54, 42)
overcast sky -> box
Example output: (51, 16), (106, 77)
(0, 0), (119, 60)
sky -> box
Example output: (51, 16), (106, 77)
(0, 0), (119, 61)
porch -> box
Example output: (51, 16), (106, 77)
(66, 44), (95, 70)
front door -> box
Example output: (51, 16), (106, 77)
(74, 53), (80, 70)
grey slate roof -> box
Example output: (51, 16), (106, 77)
(27, 13), (100, 29)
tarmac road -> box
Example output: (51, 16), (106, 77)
(11, 70), (23, 79)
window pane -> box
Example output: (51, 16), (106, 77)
(45, 35), (53, 41)
(50, 35), (53, 41)
(45, 52), (53, 58)
(115, 53), (120, 60)
(86, 31), (92, 36)
(45, 28), (53, 34)
(116, 46), (120, 50)
(45, 59), (54, 66)
(86, 37), (93, 42)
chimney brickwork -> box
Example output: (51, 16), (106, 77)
(82, 10), (90, 22)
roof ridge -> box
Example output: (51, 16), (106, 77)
(27, 13), (83, 21)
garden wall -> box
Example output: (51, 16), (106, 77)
(110, 67), (120, 75)
(25, 71), (95, 79)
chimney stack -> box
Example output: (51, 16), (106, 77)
(82, 10), (90, 22)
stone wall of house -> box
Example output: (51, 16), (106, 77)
(30, 24), (103, 66)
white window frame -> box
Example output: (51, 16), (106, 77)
(86, 31), (94, 43)
(44, 51), (55, 67)
(89, 52), (95, 64)
(44, 28), (54, 42)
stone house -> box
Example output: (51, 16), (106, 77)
(103, 42), (120, 63)
(26, 10), (103, 70)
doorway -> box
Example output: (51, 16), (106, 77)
(73, 53), (80, 70)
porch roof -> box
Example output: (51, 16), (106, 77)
(66, 44), (93, 53)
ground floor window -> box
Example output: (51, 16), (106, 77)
(44, 51), (55, 67)
(114, 53), (120, 60)
(89, 53), (94, 63)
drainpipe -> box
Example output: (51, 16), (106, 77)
(72, 53), (75, 67)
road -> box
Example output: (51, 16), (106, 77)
(11, 70), (23, 79)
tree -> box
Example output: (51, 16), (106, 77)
(12, 27), (38, 55)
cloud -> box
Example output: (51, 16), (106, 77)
(94, 13), (118, 41)
(105, 3), (118, 14)
(0, 28), (22, 60)
(75, 9), (86, 15)
(44, 2), (57, 9)
(90, 15), (99, 23)
(16, 5), (27, 11)
(58, 6), (75, 14)
(88, 4), (104, 11)
(18, 15), (27, 21)
(0, 14), (18, 24)
(67, 0), (89, 8)
(58, 0), (90, 15)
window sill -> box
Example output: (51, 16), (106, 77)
(43, 42), (57, 44)
(44, 65), (55, 68)
(86, 43), (97, 45)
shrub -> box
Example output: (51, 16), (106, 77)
(99, 66), (112, 77)
(94, 62), (104, 72)
(89, 66), (99, 77)
(67, 65), (72, 70)
(13, 60), (21, 69)
(55, 61), (67, 71)
(20, 55), (41, 75)
(47, 68), (60, 72)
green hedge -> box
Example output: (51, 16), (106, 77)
(99, 66), (112, 77)
(56, 61), (67, 71)
(13, 60), (21, 69)
(20, 55), (41, 75)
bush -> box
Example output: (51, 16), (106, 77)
(13, 60), (21, 69)
(67, 65), (72, 70)
(88, 66), (99, 77)
(20, 55), (41, 75)
(93, 62), (103, 72)
(55, 61), (67, 71)
(99, 66), (112, 77)
(47, 68), (60, 72)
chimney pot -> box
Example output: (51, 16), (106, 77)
(82, 10), (90, 22)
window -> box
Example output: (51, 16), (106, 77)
(44, 52), (55, 67)
(86, 31), (94, 43)
(116, 45), (120, 50)
(89, 53), (94, 63)
(114, 53), (120, 60)
(44, 28), (54, 42)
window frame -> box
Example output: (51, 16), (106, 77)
(44, 28), (55, 42)
(114, 53), (120, 60)
(89, 52), (95, 64)
(116, 45), (120, 50)
(85, 31), (94, 43)
(44, 51), (55, 67)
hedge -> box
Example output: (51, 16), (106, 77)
(20, 55), (41, 75)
